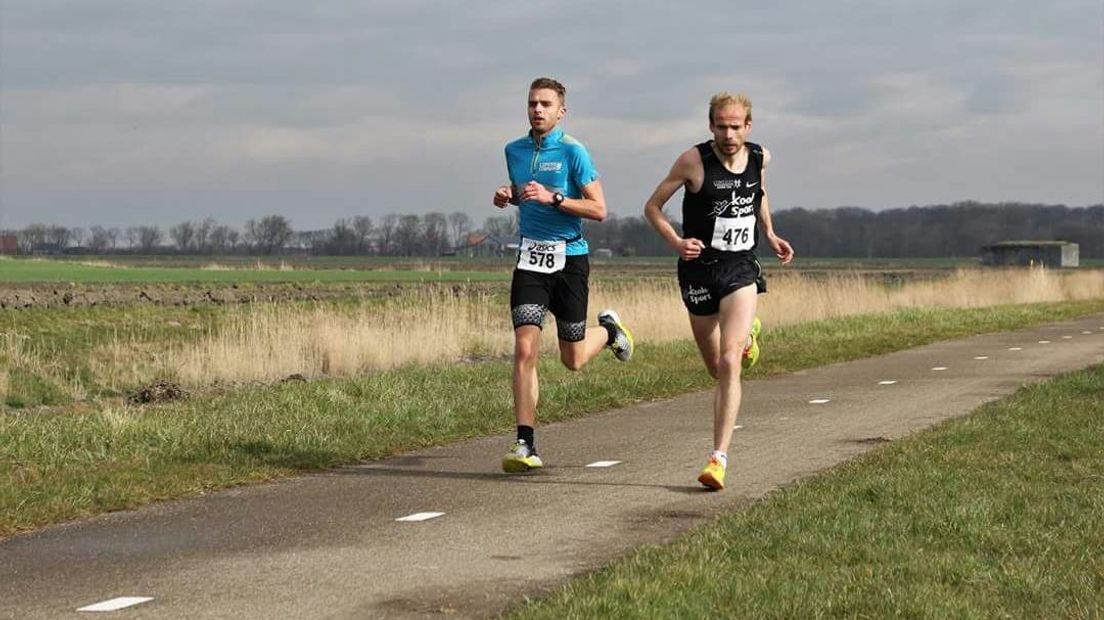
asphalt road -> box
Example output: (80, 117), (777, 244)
(3, 314), (1102, 619)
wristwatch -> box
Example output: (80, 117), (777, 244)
(552, 192), (565, 208)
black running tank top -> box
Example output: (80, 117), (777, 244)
(681, 141), (764, 256)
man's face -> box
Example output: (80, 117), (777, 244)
(709, 104), (751, 155)
(528, 88), (565, 134)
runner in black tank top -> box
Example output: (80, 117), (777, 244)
(643, 92), (794, 491)
(682, 141), (764, 260)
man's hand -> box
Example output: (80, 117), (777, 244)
(493, 185), (514, 209)
(674, 237), (705, 261)
(768, 234), (794, 264)
(519, 180), (554, 205)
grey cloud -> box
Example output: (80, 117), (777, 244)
(1, 0), (1100, 230)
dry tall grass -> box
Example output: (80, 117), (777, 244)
(200, 260), (295, 271)
(80, 267), (1104, 389)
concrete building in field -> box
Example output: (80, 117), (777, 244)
(0, 234), (17, 255)
(979, 241), (1079, 268)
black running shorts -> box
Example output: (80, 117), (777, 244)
(677, 251), (764, 316)
(510, 254), (590, 342)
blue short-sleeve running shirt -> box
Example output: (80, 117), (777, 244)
(504, 126), (599, 256)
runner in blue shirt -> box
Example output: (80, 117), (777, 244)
(491, 77), (634, 473)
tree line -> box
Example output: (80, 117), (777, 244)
(5, 202), (1101, 258)
(778, 202), (1103, 258)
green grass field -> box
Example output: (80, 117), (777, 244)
(0, 257), (511, 284)
(512, 363), (1104, 619)
(2, 299), (1102, 539)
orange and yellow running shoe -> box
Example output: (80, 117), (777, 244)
(697, 456), (726, 490)
(742, 316), (762, 370)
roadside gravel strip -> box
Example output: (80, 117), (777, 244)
(2, 315), (1102, 619)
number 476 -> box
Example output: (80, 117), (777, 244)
(722, 228), (749, 245)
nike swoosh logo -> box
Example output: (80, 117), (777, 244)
(746, 181), (758, 187)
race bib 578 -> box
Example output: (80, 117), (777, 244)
(517, 238), (566, 273)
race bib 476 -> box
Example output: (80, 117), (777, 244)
(711, 215), (755, 252)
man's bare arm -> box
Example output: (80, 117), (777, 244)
(644, 148), (704, 260)
(757, 149), (794, 264)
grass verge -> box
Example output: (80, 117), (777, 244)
(510, 363), (1104, 619)
(1, 300), (1102, 538)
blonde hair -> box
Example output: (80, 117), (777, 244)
(709, 92), (753, 124)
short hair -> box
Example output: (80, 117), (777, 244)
(709, 92), (753, 124)
(530, 77), (567, 106)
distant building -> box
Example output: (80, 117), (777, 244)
(0, 234), (17, 255)
(453, 232), (513, 258)
(980, 241), (1079, 268)
(31, 242), (65, 256)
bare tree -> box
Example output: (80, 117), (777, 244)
(378, 214), (397, 256)
(19, 224), (49, 252)
(134, 226), (163, 253)
(423, 212), (448, 255)
(88, 226), (113, 252)
(46, 225), (72, 248)
(194, 217), (216, 253)
(245, 215), (293, 254)
(210, 225), (239, 253)
(70, 227), (87, 248)
(483, 214), (517, 239)
(329, 218), (358, 255)
(352, 216), (373, 254)
(448, 211), (472, 250)
(394, 215), (423, 256)
(107, 227), (121, 249)
(170, 221), (197, 252)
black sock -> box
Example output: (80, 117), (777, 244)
(517, 425), (535, 450)
(602, 323), (615, 346)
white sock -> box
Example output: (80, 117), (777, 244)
(710, 450), (728, 468)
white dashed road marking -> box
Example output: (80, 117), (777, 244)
(1083, 331), (1093, 335)
(78, 597), (153, 612)
(932, 366), (948, 371)
(809, 399), (831, 404)
(878, 380), (897, 385)
(1009, 347), (1023, 351)
(733, 425), (744, 430)
(1039, 340), (1051, 344)
(585, 460), (622, 468)
(1062, 335), (1073, 339)
(974, 356), (989, 360)
(396, 512), (445, 522)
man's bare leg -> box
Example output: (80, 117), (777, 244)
(512, 325), (543, 427)
(712, 285), (758, 454)
(557, 326), (608, 371)
(688, 284), (758, 487)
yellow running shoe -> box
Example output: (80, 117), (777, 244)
(598, 309), (634, 362)
(501, 440), (543, 473)
(742, 316), (762, 370)
(697, 456), (726, 490)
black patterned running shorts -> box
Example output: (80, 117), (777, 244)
(510, 255), (590, 342)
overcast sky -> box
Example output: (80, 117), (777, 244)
(2, 0), (1102, 231)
